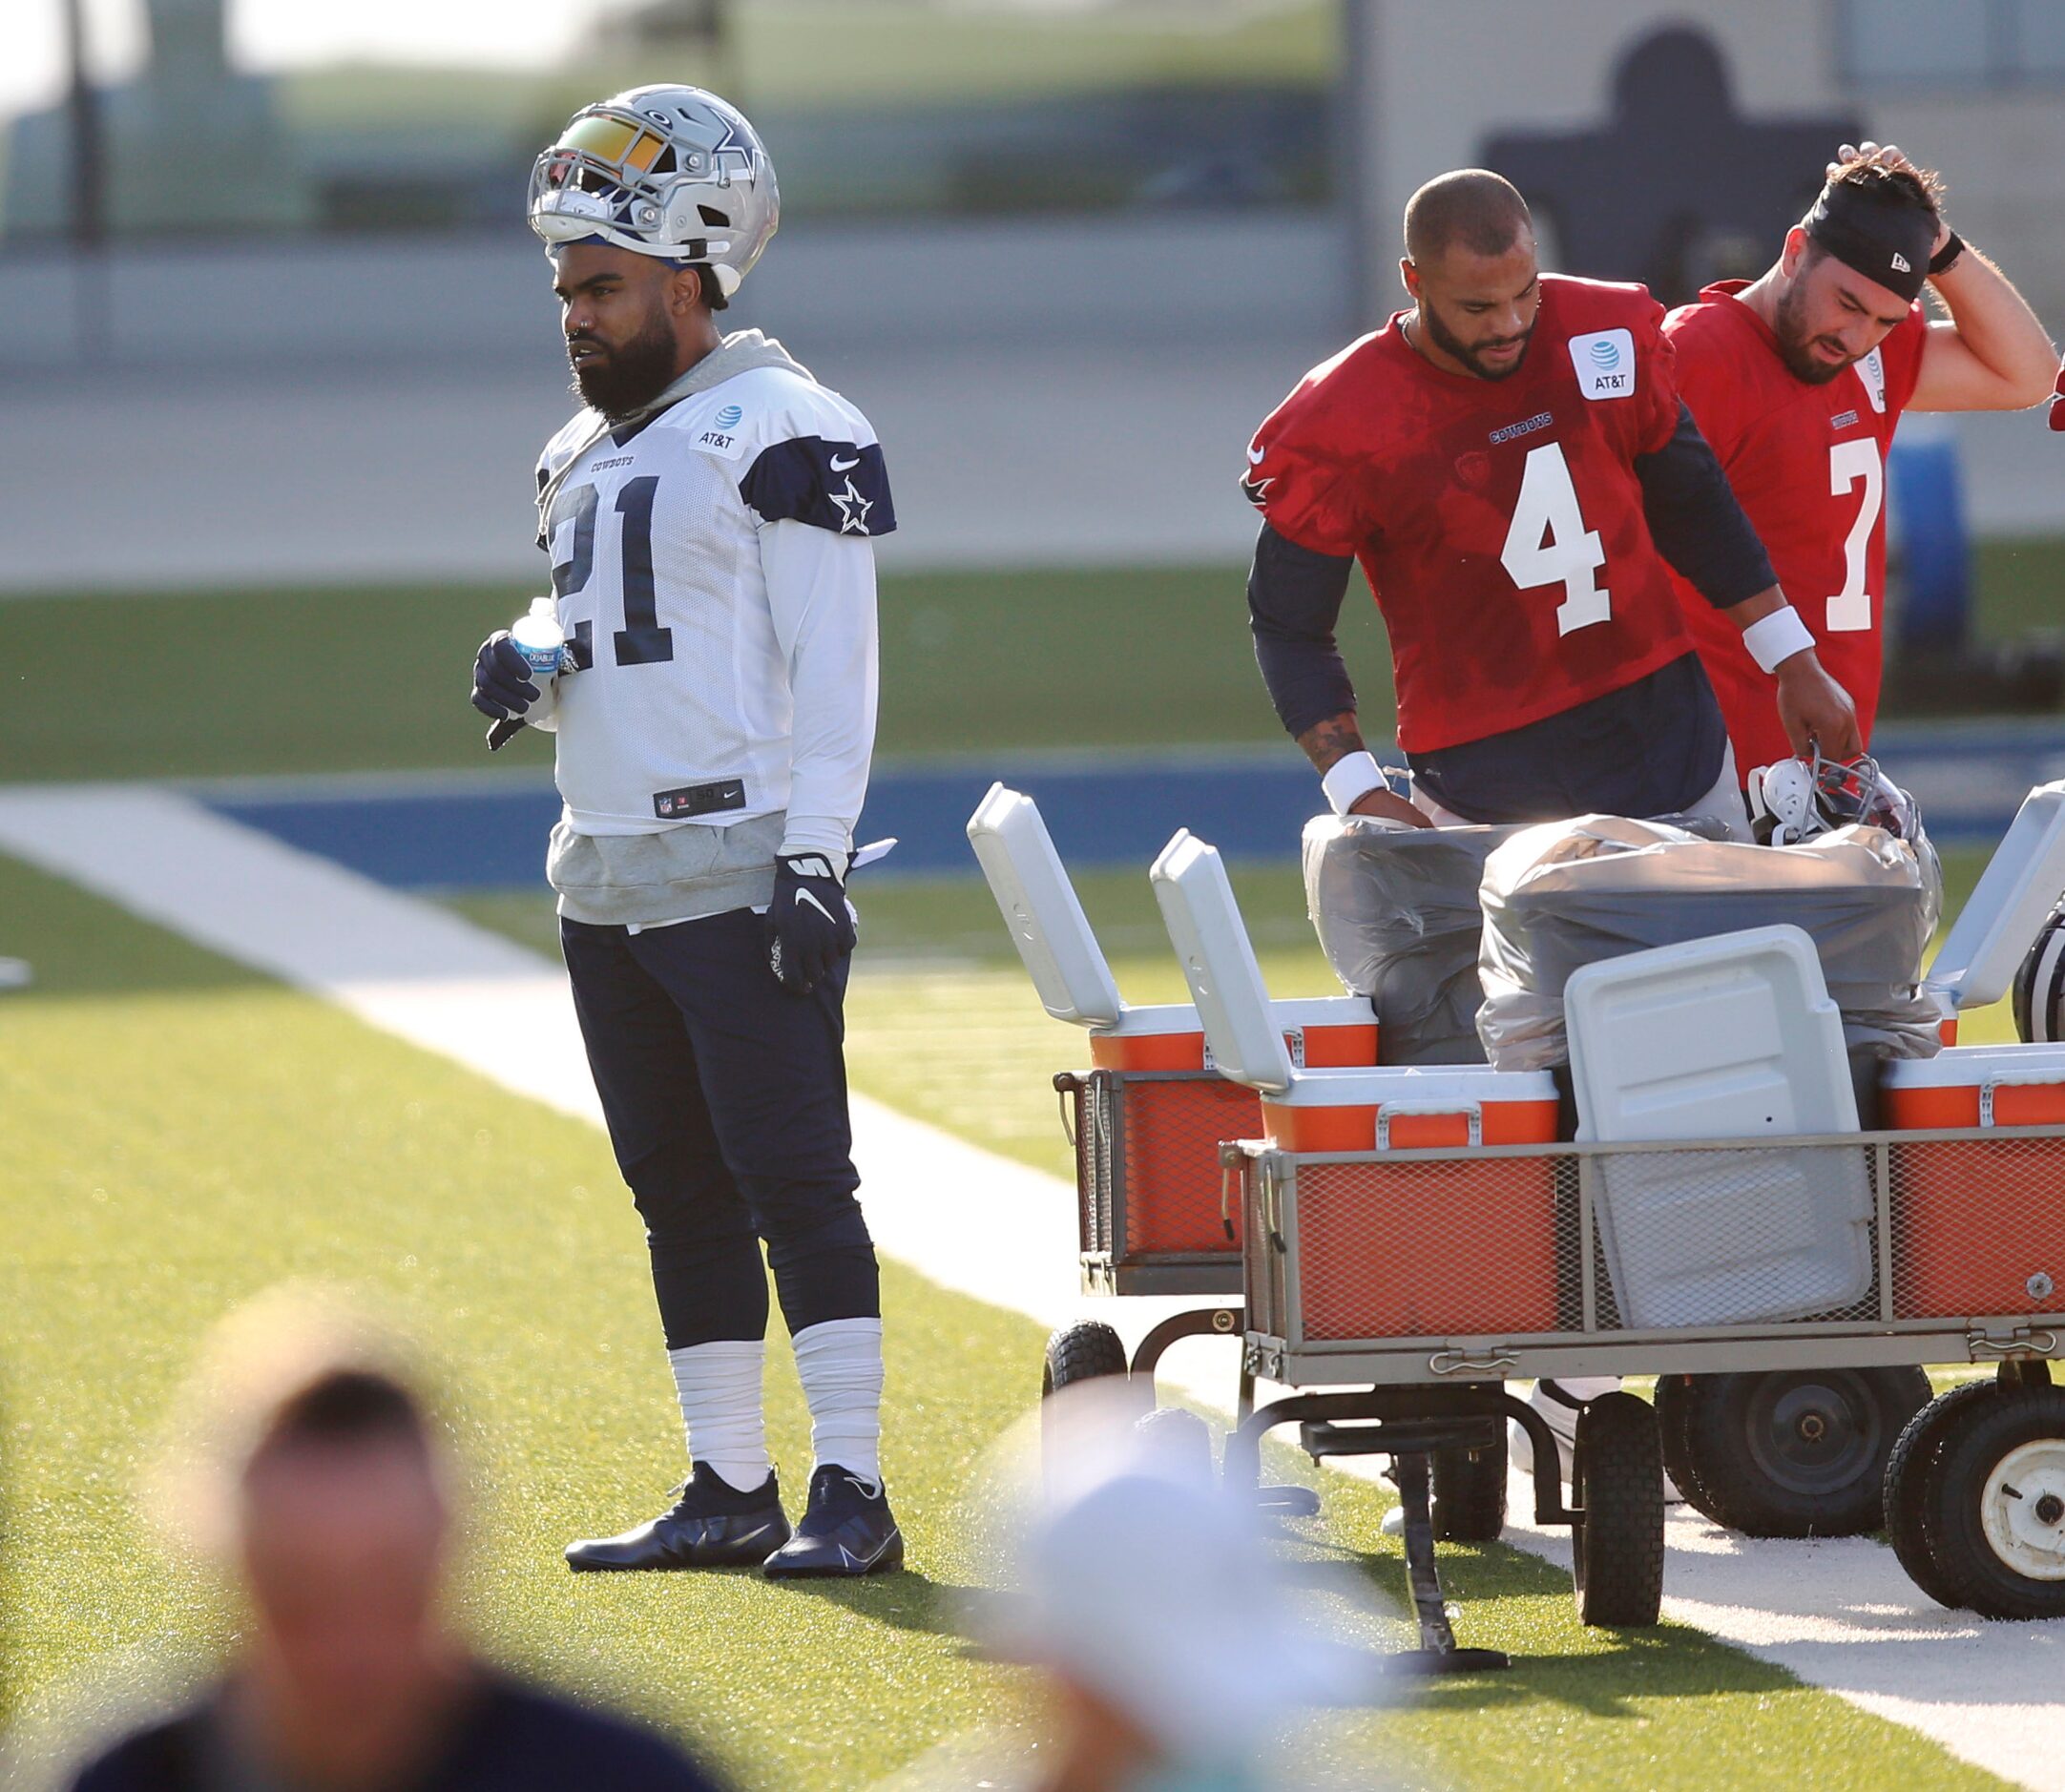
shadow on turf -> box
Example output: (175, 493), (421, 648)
(1285, 1540), (1820, 1715)
(772, 1567), (987, 1641)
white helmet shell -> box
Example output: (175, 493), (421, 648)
(528, 86), (779, 298)
(1746, 751), (1917, 847)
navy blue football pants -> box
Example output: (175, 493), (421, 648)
(560, 906), (881, 1350)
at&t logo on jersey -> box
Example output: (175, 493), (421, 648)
(1568, 329), (1636, 400)
(1856, 347), (1888, 414)
(694, 400), (750, 459)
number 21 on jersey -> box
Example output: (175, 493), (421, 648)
(1827, 438), (1882, 633)
(1499, 441), (1612, 636)
(550, 477), (674, 667)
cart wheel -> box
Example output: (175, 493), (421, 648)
(1679, 1367), (1930, 1537)
(1431, 1430), (1508, 1542)
(1135, 1405), (1216, 1480)
(1041, 1321), (1129, 1399)
(1919, 1384), (2065, 1619)
(1571, 1390), (1664, 1628)
(1653, 1374), (1719, 1519)
(1884, 1380), (2004, 1610)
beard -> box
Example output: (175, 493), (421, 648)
(1420, 301), (1533, 381)
(569, 306), (680, 420)
(1773, 281), (1854, 385)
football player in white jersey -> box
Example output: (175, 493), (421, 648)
(472, 87), (901, 1578)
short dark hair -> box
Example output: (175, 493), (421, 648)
(246, 1366), (430, 1478)
(1404, 169), (1532, 264)
(1825, 153), (1943, 219)
(685, 263), (729, 312)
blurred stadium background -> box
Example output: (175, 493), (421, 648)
(4, 2), (2064, 1787)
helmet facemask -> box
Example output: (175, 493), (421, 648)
(1747, 748), (1915, 846)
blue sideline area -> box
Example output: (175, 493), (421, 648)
(204, 722), (2065, 891)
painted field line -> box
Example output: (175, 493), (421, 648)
(1, 783), (2060, 1790)
(0, 785), (1088, 1328)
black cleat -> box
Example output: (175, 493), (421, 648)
(761, 1466), (904, 1578)
(566, 1464), (790, 1573)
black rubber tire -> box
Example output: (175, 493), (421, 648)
(1134, 1405), (1216, 1480)
(1679, 1366), (1932, 1538)
(1041, 1321), (1129, 1398)
(1885, 1380), (2004, 1610)
(1571, 1390), (1665, 1628)
(1921, 1385), (2065, 1620)
(1430, 1428), (1508, 1542)
(1653, 1374), (1720, 1520)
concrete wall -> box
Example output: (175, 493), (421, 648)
(0, 215), (1352, 591)
(1344, 1), (2065, 328)
(0, 211), (1345, 374)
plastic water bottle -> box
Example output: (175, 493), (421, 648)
(487, 598), (566, 750)
(510, 596), (566, 678)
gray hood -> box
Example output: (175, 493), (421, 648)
(619, 327), (808, 422)
(537, 330), (809, 522)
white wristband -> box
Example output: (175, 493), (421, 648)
(1742, 606), (1816, 675)
(1322, 750), (1386, 816)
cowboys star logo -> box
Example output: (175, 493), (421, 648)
(830, 477), (874, 534)
(708, 118), (756, 178)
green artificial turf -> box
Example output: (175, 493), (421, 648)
(0, 567), (1364, 784)
(0, 853), (1041, 1786)
(451, 845), (2014, 1190)
(3, 547), (2053, 1785)
(7, 538), (2063, 783)
(1, 848), (2012, 1790)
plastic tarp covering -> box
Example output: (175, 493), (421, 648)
(1302, 816), (1526, 1065)
(1478, 815), (1942, 1072)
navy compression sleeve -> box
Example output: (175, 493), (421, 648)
(1635, 403), (1778, 609)
(1247, 524), (1357, 738)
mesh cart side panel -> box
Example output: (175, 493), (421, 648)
(1590, 1144), (1880, 1329)
(1292, 1156), (1561, 1340)
(1244, 1157), (1283, 1336)
(1889, 1136), (2065, 1320)
(1070, 1073), (1116, 1257)
(1117, 1076), (1262, 1256)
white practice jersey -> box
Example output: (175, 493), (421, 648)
(533, 357), (892, 857)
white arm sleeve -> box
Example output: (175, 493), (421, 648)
(760, 516), (879, 862)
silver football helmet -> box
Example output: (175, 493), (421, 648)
(528, 86), (779, 298)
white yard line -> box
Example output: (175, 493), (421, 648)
(3, 783), (2061, 1789)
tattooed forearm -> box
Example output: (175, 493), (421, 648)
(1296, 711), (1366, 776)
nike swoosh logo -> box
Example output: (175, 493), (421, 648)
(1247, 445), (1266, 464)
(829, 452), (861, 472)
(795, 889), (836, 924)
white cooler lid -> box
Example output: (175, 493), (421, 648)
(1882, 1044), (2065, 1087)
(1272, 1066), (1559, 1108)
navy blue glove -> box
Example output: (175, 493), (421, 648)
(471, 631), (539, 720)
(765, 852), (856, 995)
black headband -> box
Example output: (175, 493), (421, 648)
(1803, 183), (1936, 303)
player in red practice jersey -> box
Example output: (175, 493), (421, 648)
(1245, 170), (1858, 834)
(1666, 144), (2056, 777)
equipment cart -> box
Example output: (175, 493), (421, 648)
(972, 782), (2065, 1669)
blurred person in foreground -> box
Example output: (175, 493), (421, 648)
(473, 85), (901, 1578)
(1664, 142), (2057, 777)
(71, 1298), (725, 1792)
(1242, 167), (1860, 835)
(971, 1394), (1383, 1792)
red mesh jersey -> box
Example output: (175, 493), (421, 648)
(1244, 276), (1692, 755)
(1665, 281), (1928, 775)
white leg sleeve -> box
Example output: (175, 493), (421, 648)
(792, 1316), (885, 1487)
(668, 1339), (771, 1493)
